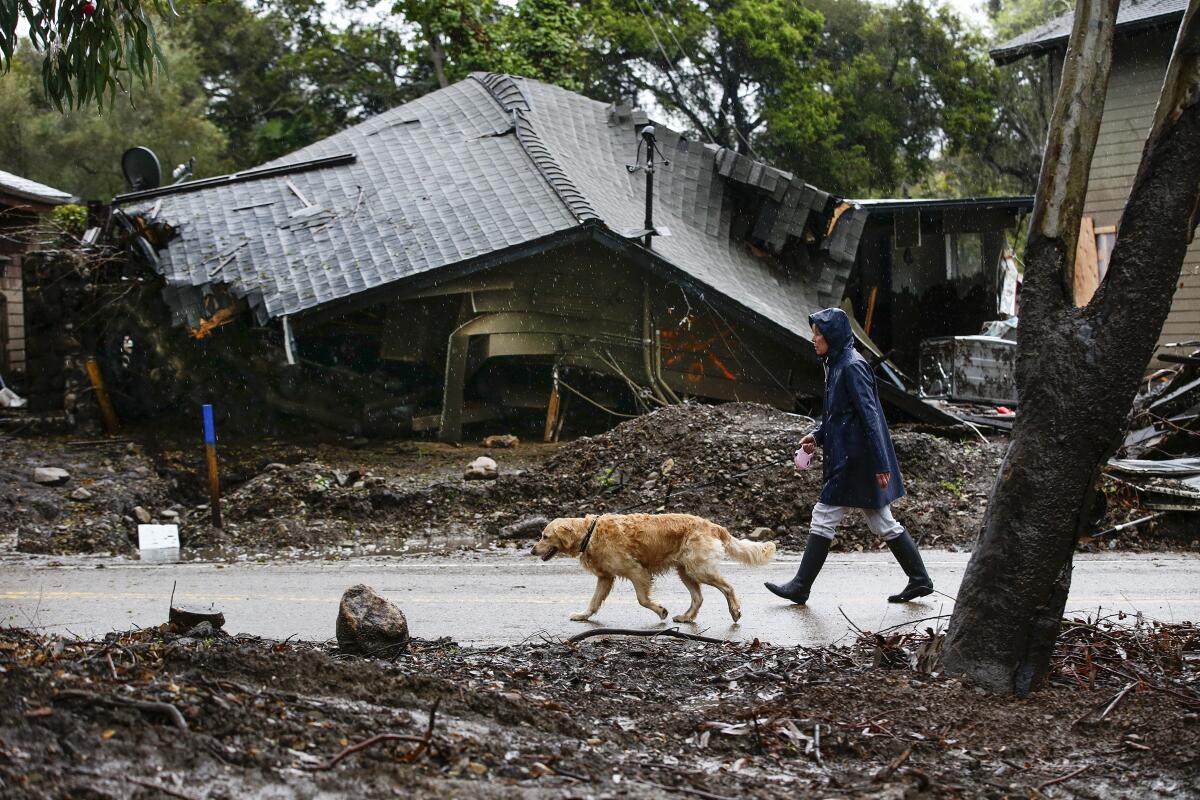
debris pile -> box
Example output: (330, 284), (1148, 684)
(536, 402), (1005, 550)
(2, 614), (1196, 799)
(1094, 346), (1200, 547)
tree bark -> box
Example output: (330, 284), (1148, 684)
(941, 0), (1200, 695)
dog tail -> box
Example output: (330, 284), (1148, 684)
(717, 527), (776, 566)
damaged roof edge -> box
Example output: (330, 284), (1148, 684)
(851, 196), (1034, 213)
(112, 153), (358, 205)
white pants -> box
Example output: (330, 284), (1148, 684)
(810, 502), (905, 541)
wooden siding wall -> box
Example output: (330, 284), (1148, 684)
(1084, 29), (1200, 352)
(0, 256), (25, 374)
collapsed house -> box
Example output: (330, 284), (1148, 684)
(111, 74), (1028, 440)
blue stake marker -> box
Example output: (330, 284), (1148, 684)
(203, 404), (223, 528)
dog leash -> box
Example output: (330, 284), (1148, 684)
(577, 456), (792, 554)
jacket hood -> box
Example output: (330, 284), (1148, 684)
(809, 307), (854, 357)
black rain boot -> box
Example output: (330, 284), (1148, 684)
(885, 530), (934, 603)
(764, 534), (832, 604)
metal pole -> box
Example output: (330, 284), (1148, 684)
(202, 404), (222, 528)
(643, 127), (655, 249)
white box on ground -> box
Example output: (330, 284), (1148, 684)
(138, 524), (180, 562)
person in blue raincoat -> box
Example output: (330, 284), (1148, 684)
(765, 307), (934, 605)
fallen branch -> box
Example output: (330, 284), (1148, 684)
(56, 689), (188, 731)
(567, 627), (726, 645)
(1036, 764), (1091, 791)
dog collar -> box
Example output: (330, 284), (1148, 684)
(579, 515), (601, 554)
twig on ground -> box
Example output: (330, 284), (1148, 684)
(873, 615), (952, 635)
(837, 607), (865, 636)
(56, 689), (188, 730)
(874, 746), (912, 781)
(567, 627), (726, 645)
(551, 767), (590, 781)
(636, 777), (738, 800)
(69, 768), (199, 800)
(812, 723), (824, 768)
(402, 697), (441, 762)
(1036, 764), (1091, 791)
(305, 733), (430, 771)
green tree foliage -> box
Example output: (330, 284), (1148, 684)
(583, 0), (998, 194)
(0, 36), (227, 199)
(394, 0), (593, 93)
(0, 0), (169, 108)
(182, 0), (417, 167)
(923, 0), (1072, 195)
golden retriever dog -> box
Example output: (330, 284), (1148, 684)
(531, 513), (776, 623)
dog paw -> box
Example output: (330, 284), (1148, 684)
(570, 612), (592, 622)
(672, 614), (696, 624)
(656, 607), (668, 620)
(730, 609), (742, 622)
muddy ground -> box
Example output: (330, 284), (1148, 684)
(1, 614), (1196, 800)
(3, 403), (1195, 558)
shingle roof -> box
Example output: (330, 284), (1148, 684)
(0, 169), (75, 206)
(120, 74), (849, 339)
(991, 0), (1188, 64)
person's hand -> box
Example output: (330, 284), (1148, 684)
(876, 472), (891, 490)
(799, 433), (817, 454)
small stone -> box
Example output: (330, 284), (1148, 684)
(482, 434), (519, 448)
(499, 516), (549, 539)
(32, 467), (71, 486)
(466, 762), (488, 775)
(161, 509), (179, 520)
(749, 527), (773, 541)
(69, 487), (93, 501)
(185, 621), (215, 638)
(464, 456), (499, 481)
(264, 463), (287, 472)
(132, 506), (152, 524)
(336, 584), (410, 657)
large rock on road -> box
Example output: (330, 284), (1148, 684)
(336, 584), (410, 657)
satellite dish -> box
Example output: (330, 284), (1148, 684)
(122, 147), (162, 191)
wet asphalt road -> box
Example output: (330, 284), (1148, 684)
(1, 551), (1197, 646)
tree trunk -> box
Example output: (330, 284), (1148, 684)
(428, 31), (449, 89)
(941, 0), (1200, 695)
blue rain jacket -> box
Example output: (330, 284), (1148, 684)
(809, 308), (905, 509)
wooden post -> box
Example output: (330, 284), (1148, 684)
(84, 358), (120, 433)
(543, 382), (561, 443)
(864, 286), (879, 337)
(202, 404), (222, 528)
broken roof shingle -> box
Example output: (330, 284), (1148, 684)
(123, 73), (852, 338)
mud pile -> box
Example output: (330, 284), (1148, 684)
(2, 618), (1196, 799)
(6, 402), (1189, 557)
(2, 436), (177, 555)
(533, 402), (1005, 550)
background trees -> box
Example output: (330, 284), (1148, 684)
(0, 35), (226, 199)
(0, 0), (1064, 201)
